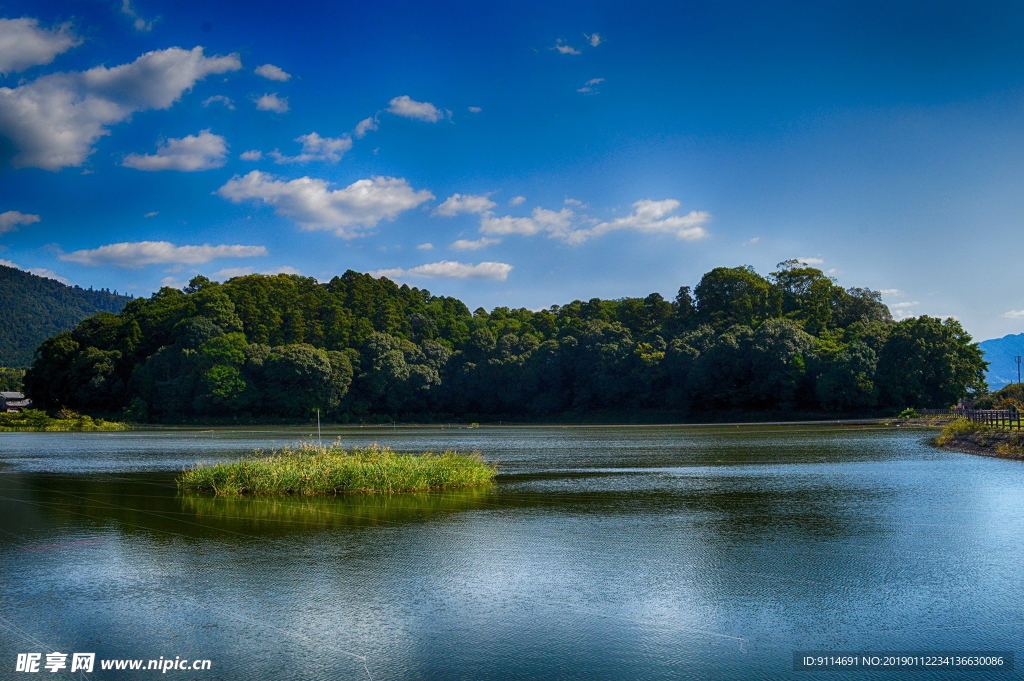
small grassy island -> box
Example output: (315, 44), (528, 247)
(933, 418), (1024, 459)
(0, 408), (128, 432)
(177, 443), (496, 495)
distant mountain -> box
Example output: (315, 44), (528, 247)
(979, 333), (1024, 390)
(0, 265), (132, 367)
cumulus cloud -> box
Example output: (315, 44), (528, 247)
(1002, 310), (1024, 319)
(795, 256), (824, 265)
(0, 258), (20, 269)
(585, 33), (603, 47)
(450, 237), (500, 251)
(202, 95), (234, 109)
(0, 18), (81, 75)
(211, 264), (300, 279)
(879, 288), (904, 297)
(254, 63), (290, 81)
(269, 132), (352, 163)
(216, 171), (434, 238)
(122, 129), (227, 171)
(373, 260), (513, 281)
(121, 0), (154, 32)
(564, 197), (585, 207)
(354, 117), (378, 138)
(0, 210), (41, 234)
(60, 241), (267, 267)
(255, 93), (288, 113)
(387, 95), (442, 122)
(468, 106), (482, 113)
(416, 242), (434, 250)
(565, 200), (709, 244)
(480, 207), (576, 239)
(432, 193), (496, 217)
(509, 195), (526, 206)
(551, 40), (582, 55)
(240, 149), (263, 161)
(0, 46), (241, 169)
(577, 77), (604, 93)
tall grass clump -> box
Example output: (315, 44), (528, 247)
(177, 442), (496, 495)
(0, 409), (128, 432)
(934, 417), (987, 446)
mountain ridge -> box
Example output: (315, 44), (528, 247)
(0, 265), (132, 367)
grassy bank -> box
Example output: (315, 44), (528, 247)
(933, 418), (1024, 459)
(177, 442), (497, 495)
(0, 409), (128, 432)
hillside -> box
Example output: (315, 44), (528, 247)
(0, 265), (132, 367)
(979, 333), (1024, 390)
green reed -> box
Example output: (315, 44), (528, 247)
(177, 442), (496, 495)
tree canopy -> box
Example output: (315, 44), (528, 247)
(23, 264), (987, 421)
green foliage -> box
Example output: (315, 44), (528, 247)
(177, 443), (496, 495)
(22, 268), (988, 421)
(876, 316), (987, 408)
(0, 264), (131, 367)
(0, 367), (25, 391)
(0, 408), (127, 431)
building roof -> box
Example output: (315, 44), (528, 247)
(0, 392), (25, 399)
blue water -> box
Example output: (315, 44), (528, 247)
(0, 424), (1021, 679)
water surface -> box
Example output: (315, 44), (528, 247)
(1, 424), (1022, 679)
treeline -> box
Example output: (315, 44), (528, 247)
(0, 264), (132, 367)
(24, 262), (988, 422)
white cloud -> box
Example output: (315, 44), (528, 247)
(387, 95), (442, 122)
(552, 40), (582, 55)
(160, 276), (185, 289)
(743, 236), (760, 245)
(60, 241), (267, 267)
(433, 193), (496, 216)
(468, 106), (482, 113)
(0, 46), (241, 169)
(270, 132), (352, 163)
(509, 195), (526, 206)
(121, 0), (154, 32)
(354, 117), (378, 138)
(416, 242), (434, 250)
(1001, 310), (1024, 319)
(480, 207), (576, 239)
(373, 260), (513, 281)
(561, 199), (710, 244)
(215, 171), (434, 238)
(27, 267), (71, 284)
(879, 288), (904, 297)
(795, 256), (824, 265)
(211, 265), (300, 279)
(564, 197), (586, 207)
(450, 237), (501, 251)
(122, 129), (227, 171)
(240, 149), (263, 161)
(0, 210), (41, 234)
(0, 258), (20, 269)
(585, 33), (603, 47)
(144, 211), (158, 217)
(0, 18), (81, 75)
(254, 63), (290, 81)
(202, 95), (234, 109)
(255, 93), (289, 113)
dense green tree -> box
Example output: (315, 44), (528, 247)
(876, 316), (987, 408)
(21, 267), (985, 420)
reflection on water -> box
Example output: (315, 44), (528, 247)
(1, 424), (1023, 680)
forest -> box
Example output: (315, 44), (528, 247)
(23, 261), (988, 422)
(0, 264), (131, 367)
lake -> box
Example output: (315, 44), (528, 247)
(1, 424), (1022, 679)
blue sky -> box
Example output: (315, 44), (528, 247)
(2, 0), (1024, 340)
